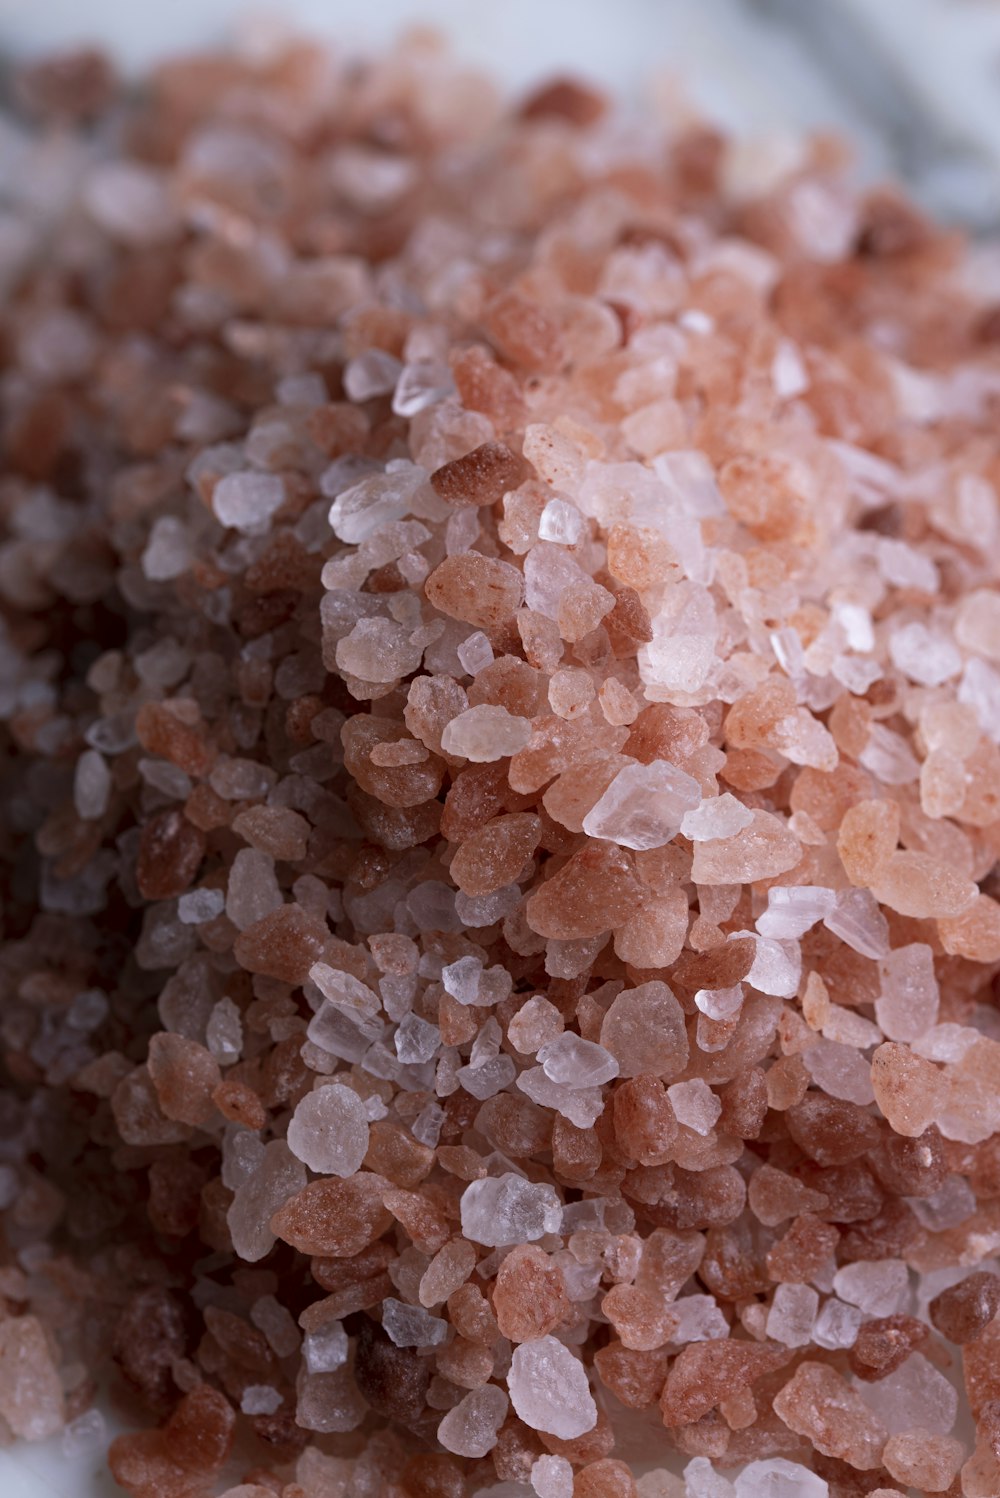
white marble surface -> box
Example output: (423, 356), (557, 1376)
(0, 3), (996, 1496)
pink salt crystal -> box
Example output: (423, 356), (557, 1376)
(803, 1039), (875, 1106)
(883, 1430), (963, 1492)
(691, 810), (801, 885)
(84, 161), (178, 244)
(956, 588), (1000, 659)
(0, 1315), (65, 1441)
(440, 704), (533, 760)
(600, 980), (689, 1079)
(870, 851), (977, 919)
(861, 1353), (958, 1435)
(875, 943), (939, 1041)
(335, 617), (424, 682)
(871, 1042), (944, 1137)
(772, 1361), (887, 1469)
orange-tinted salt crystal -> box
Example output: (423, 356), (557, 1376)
(600, 981), (688, 1080)
(493, 1245), (571, 1342)
(613, 886), (688, 968)
(849, 1313), (929, 1381)
(572, 1458), (636, 1498)
(450, 812), (542, 896)
(552, 1114), (602, 1180)
(430, 440), (525, 509)
(147, 1032), (220, 1126)
(364, 1120), (435, 1188)
(837, 798), (899, 886)
(211, 1078), (266, 1130)
(437, 1335), (494, 1390)
(929, 1271), (1000, 1344)
(269, 1172), (391, 1257)
(593, 1341), (669, 1409)
(136, 699), (215, 777)
(765, 1054), (809, 1111)
(526, 842), (642, 939)
(719, 453), (809, 542)
(484, 292), (564, 373)
(450, 343), (525, 430)
(383, 1187), (450, 1254)
(883, 1431), (963, 1492)
(786, 1093), (881, 1164)
(600, 1285), (677, 1351)
(938, 893), (1000, 961)
(871, 1041), (945, 1137)
(232, 903), (328, 984)
(135, 809), (206, 899)
(773, 1360), (887, 1469)
(231, 804), (309, 861)
(765, 1212), (838, 1283)
(447, 1283), (499, 1346)
(425, 553), (525, 629)
(870, 849), (977, 918)
(690, 809), (801, 885)
(748, 1164), (829, 1226)
(342, 715), (446, 807)
(612, 1075), (678, 1165)
(659, 1339), (791, 1426)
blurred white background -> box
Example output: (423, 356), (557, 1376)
(0, 1), (998, 1495)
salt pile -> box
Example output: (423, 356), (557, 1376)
(1, 29), (1000, 1498)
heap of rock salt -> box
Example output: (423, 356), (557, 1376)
(2, 30), (1000, 1498)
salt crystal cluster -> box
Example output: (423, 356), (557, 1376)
(2, 29), (1000, 1498)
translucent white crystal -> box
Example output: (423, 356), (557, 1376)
(812, 1296), (863, 1350)
(859, 722), (920, 785)
(74, 749), (111, 820)
(227, 1139), (306, 1262)
(638, 581), (717, 695)
(908, 1173), (976, 1231)
(832, 1259), (908, 1317)
(822, 887), (890, 959)
(302, 1320), (348, 1374)
(205, 996), (243, 1063)
(756, 886), (835, 940)
(767, 1283), (819, 1347)
(460, 1173), (563, 1247)
(803, 1039), (875, 1105)
(694, 983), (743, 1021)
(437, 1384), (508, 1458)
(670, 1295), (728, 1342)
(226, 848), (283, 931)
(343, 348), (402, 402)
(287, 1083), (369, 1177)
(737, 933), (802, 997)
(876, 943), (939, 1041)
(456, 630), (495, 675)
(394, 1012), (440, 1064)
(212, 471), (286, 534)
(734, 1459), (828, 1498)
(538, 1032), (619, 1087)
(859, 1351), (957, 1435)
(685, 1455), (735, 1498)
(251, 1296), (300, 1358)
(441, 956), (511, 1007)
(532, 1454), (575, 1498)
(507, 1336), (597, 1439)
(178, 887), (225, 924)
(241, 1384), (282, 1415)
(668, 1079), (722, 1135)
(61, 1409), (107, 1459)
(440, 704), (532, 760)
(517, 1066), (606, 1129)
(539, 499), (585, 545)
(382, 1297), (448, 1347)
(336, 617), (423, 683)
(889, 621), (961, 686)
(455, 1054), (517, 1099)
(680, 792), (754, 842)
(583, 758), (702, 850)
(326, 463), (426, 544)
